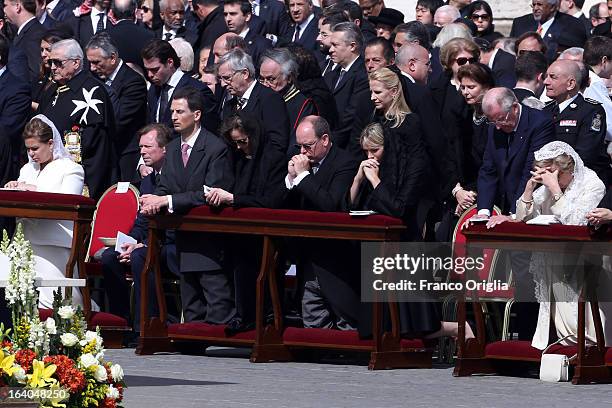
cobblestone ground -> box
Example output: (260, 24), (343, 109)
(106, 347), (612, 408)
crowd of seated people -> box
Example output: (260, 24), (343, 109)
(1, 0), (612, 349)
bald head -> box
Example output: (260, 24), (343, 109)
(544, 59), (583, 101)
(213, 32), (242, 63)
(111, 0), (137, 20)
(395, 43), (431, 85)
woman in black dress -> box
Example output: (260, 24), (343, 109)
(466, 1), (503, 43)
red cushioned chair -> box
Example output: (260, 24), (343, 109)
(84, 184), (140, 347)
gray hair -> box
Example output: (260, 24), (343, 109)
(260, 48), (298, 83)
(169, 37), (194, 72)
(159, 0), (187, 11)
(559, 47), (584, 60)
(432, 22), (473, 48)
(218, 49), (255, 78)
(434, 5), (461, 22)
(482, 87), (518, 115)
(331, 22), (364, 54)
(52, 39), (84, 61)
(545, 0), (558, 5)
(85, 32), (119, 58)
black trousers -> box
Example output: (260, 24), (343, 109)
(179, 269), (235, 324)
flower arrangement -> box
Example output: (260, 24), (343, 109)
(0, 225), (126, 407)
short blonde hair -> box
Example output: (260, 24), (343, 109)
(534, 153), (575, 173)
(368, 68), (411, 128)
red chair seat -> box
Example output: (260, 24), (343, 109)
(38, 309), (128, 328)
(168, 322), (256, 341)
(186, 206), (404, 227)
(485, 340), (577, 361)
(283, 327), (374, 348)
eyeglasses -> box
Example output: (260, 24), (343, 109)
(486, 110), (512, 126)
(141, 6), (150, 12)
(455, 57), (478, 66)
(294, 139), (319, 151)
(48, 58), (75, 67)
(219, 71), (239, 83)
(232, 137), (248, 146)
(258, 75), (280, 85)
(470, 13), (491, 21)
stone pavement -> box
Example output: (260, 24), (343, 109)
(106, 347), (612, 408)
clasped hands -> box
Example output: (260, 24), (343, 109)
(4, 181), (36, 191)
(287, 154), (312, 180)
(117, 242), (145, 264)
(139, 194), (168, 215)
(354, 158), (381, 188)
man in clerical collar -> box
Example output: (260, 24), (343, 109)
(38, 38), (116, 199)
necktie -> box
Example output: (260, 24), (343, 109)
(334, 68), (346, 90)
(164, 32), (173, 41)
(310, 162), (320, 175)
(96, 12), (105, 33)
(155, 172), (161, 186)
(237, 97), (247, 110)
(181, 143), (189, 167)
(158, 84), (171, 121)
(536, 23), (542, 35)
(293, 25), (301, 42)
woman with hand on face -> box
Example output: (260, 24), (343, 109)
(513, 141), (611, 349)
(449, 63), (495, 216)
(4, 115), (86, 308)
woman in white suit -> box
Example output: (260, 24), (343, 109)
(5, 115), (85, 308)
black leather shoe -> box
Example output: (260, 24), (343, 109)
(224, 318), (255, 336)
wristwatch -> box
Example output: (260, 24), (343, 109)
(553, 192), (563, 201)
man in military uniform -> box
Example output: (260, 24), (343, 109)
(543, 59), (610, 183)
(37, 38), (116, 199)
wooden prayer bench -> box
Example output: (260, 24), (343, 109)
(137, 207), (436, 369)
(0, 191), (129, 348)
(454, 222), (612, 384)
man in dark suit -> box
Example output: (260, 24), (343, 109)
(252, 0), (292, 43)
(472, 88), (554, 340)
(559, 0), (591, 34)
(325, 22), (370, 154)
(108, 0), (154, 71)
(4, 0), (46, 83)
(86, 32), (147, 182)
(288, 0), (318, 51)
(142, 39), (218, 134)
(218, 49), (290, 155)
(46, 0), (79, 22)
(543, 59), (610, 183)
(154, 0), (197, 46)
(141, 87), (235, 324)
(513, 50), (547, 109)
(101, 124), (177, 331)
(0, 33), (30, 193)
(509, 0), (587, 60)
(285, 115), (359, 329)
(192, 0), (227, 52)
(224, 0), (271, 66)
(479, 40), (517, 89)
(66, 0), (109, 48)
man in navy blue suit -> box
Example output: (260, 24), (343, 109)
(288, 0), (318, 51)
(471, 88), (554, 340)
(101, 123), (177, 333)
(224, 0), (271, 67)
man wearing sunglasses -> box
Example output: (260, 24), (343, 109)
(37, 38), (116, 200)
(510, 0), (587, 61)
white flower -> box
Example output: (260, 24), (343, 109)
(44, 317), (57, 335)
(60, 333), (79, 347)
(13, 366), (26, 383)
(79, 353), (98, 368)
(110, 364), (124, 382)
(93, 364), (108, 382)
(79, 339), (88, 347)
(106, 384), (120, 399)
(57, 306), (75, 319)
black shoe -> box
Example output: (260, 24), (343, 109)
(224, 318), (255, 336)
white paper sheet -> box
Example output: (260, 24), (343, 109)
(526, 215), (560, 225)
(115, 182), (130, 194)
(115, 231), (136, 253)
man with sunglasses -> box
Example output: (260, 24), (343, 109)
(285, 115), (359, 330)
(510, 0), (587, 61)
(37, 38), (117, 200)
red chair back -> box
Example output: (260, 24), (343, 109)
(86, 184), (140, 261)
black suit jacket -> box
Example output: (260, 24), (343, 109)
(323, 57), (370, 151)
(545, 94), (610, 183)
(109, 62), (147, 156)
(244, 29), (272, 67)
(0, 69), (31, 180)
(513, 87), (536, 103)
(109, 20), (155, 70)
(147, 72), (219, 135)
(477, 106), (555, 214)
(195, 5), (227, 52)
(286, 143), (356, 212)
(12, 18), (46, 84)
(510, 12), (587, 60)
(491, 49), (516, 88)
(258, 0), (292, 40)
(154, 128), (234, 271)
(129, 171), (157, 243)
(290, 16), (319, 51)
(222, 82), (290, 155)
(67, 13), (103, 48)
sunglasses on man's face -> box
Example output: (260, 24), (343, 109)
(455, 57), (478, 66)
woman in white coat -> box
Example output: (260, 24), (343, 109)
(5, 115), (85, 308)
